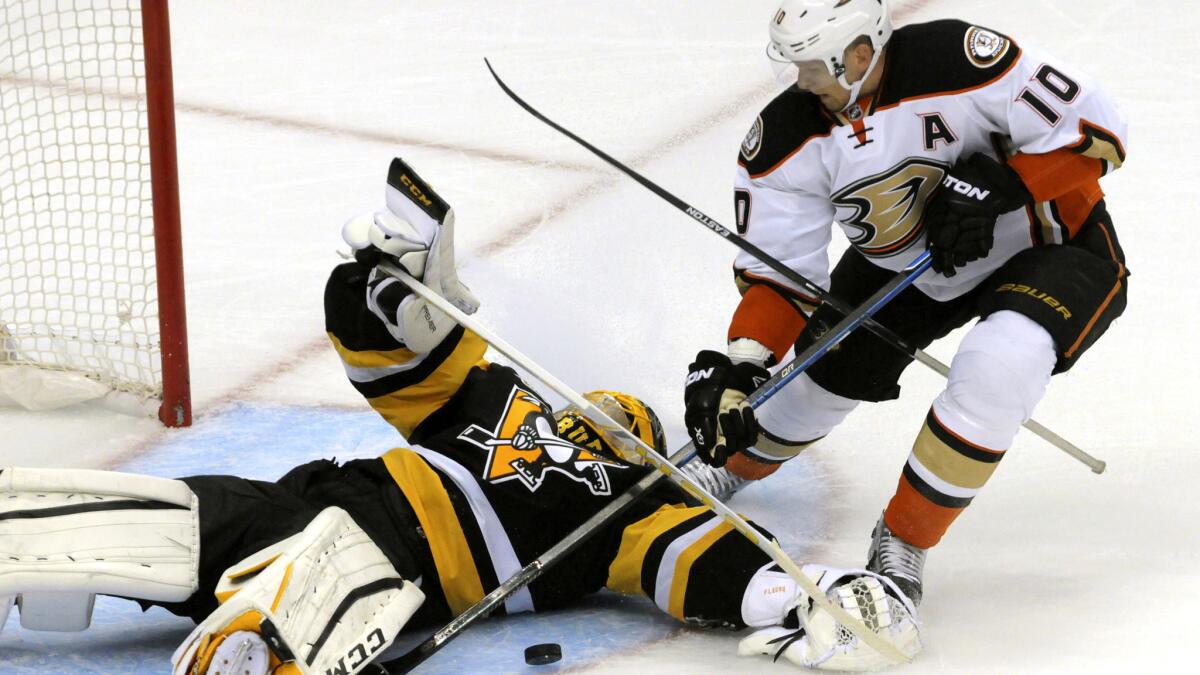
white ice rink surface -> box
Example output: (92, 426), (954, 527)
(3, 0), (1198, 672)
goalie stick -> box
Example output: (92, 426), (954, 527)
(368, 256), (932, 672)
(483, 59), (1106, 476)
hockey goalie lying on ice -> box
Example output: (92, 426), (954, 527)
(0, 159), (919, 674)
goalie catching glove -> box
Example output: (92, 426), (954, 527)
(172, 507), (423, 675)
(342, 157), (479, 353)
(684, 350), (768, 467)
(739, 563), (921, 672)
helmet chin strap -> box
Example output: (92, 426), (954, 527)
(834, 47), (884, 112)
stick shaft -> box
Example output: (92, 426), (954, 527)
(484, 59), (1105, 475)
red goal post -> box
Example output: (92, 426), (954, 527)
(0, 0), (191, 426)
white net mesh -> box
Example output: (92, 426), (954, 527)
(831, 577), (890, 647)
(850, 578), (884, 632)
(0, 0), (161, 400)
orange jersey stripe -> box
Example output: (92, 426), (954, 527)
(1009, 149), (1104, 204)
(728, 283), (808, 364)
(1010, 149), (1107, 239)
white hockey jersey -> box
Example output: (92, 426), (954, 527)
(733, 19), (1128, 306)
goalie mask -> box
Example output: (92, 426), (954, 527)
(555, 390), (667, 465)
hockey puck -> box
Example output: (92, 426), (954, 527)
(524, 642), (562, 665)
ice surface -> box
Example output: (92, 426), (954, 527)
(2, 0), (1198, 672)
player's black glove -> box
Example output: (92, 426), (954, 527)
(924, 153), (1031, 276)
(684, 350), (769, 467)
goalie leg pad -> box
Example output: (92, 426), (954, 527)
(0, 467), (200, 632)
(0, 594), (12, 629)
(173, 506), (424, 675)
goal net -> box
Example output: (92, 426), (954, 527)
(0, 0), (190, 425)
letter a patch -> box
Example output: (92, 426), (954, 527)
(920, 112), (958, 151)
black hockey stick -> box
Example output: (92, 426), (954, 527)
(484, 59), (1105, 475)
(369, 253), (932, 673)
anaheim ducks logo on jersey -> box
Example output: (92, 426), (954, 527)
(741, 116), (764, 161)
(832, 158), (947, 258)
(459, 385), (626, 496)
(964, 26), (1011, 68)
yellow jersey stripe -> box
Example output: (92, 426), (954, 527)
(328, 332), (420, 370)
(606, 503), (707, 597)
(366, 331), (489, 437)
(382, 448), (484, 614)
(667, 521), (734, 619)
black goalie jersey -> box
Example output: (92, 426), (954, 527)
(323, 261), (773, 629)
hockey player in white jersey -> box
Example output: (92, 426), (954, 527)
(683, 0), (1129, 613)
(0, 159), (921, 673)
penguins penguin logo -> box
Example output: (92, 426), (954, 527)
(459, 386), (625, 495)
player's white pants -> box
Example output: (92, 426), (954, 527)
(933, 310), (1056, 449)
(0, 467), (200, 632)
(754, 310), (1055, 454)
